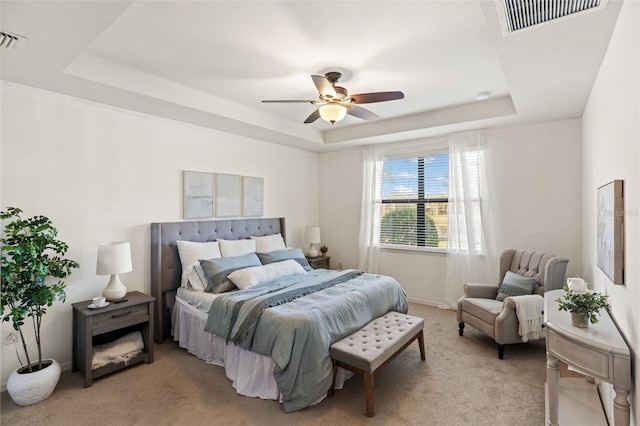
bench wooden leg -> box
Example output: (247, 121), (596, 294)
(328, 359), (337, 397)
(364, 371), (374, 417)
(417, 330), (426, 360)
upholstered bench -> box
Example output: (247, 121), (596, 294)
(328, 311), (426, 417)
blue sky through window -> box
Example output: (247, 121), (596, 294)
(382, 154), (449, 198)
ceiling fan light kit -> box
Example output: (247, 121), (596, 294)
(319, 104), (347, 124)
(262, 71), (404, 125)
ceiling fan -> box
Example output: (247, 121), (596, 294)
(262, 71), (404, 124)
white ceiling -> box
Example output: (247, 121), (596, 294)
(0, 0), (623, 152)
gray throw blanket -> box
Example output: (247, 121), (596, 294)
(204, 269), (408, 412)
(227, 269), (363, 345)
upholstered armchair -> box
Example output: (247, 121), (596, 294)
(456, 249), (569, 359)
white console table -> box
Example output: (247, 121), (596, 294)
(544, 290), (631, 426)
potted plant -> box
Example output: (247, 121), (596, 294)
(319, 245), (328, 257)
(1, 207), (79, 406)
(555, 286), (610, 328)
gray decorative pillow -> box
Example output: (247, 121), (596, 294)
(496, 271), (537, 301)
(257, 248), (312, 271)
(199, 253), (261, 293)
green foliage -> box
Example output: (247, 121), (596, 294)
(319, 245), (328, 254)
(1, 207), (79, 372)
(555, 286), (610, 325)
(380, 208), (439, 247)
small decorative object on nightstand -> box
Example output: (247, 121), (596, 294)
(306, 255), (331, 270)
(72, 291), (154, 387)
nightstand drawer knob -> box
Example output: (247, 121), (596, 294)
(111, 311), (133, 319)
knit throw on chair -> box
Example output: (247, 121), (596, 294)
(512, 295), (545, 343)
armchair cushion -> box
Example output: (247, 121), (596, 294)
(496, 271), (537, 301)
(460, 298), (504, 325)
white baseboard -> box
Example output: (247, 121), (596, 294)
(407, 296), (449, 308)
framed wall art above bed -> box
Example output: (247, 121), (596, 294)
(215, 173), (242, 217)
(242, 176), (263, 217)
(182, 171), (214, 219)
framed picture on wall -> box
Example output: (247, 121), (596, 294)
(597, 179), (624, 284)
(242, 176), (264, 217)
(183, 171), (214, 219)
(215, 173), (241, 217)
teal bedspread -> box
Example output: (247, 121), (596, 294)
(204, 269), (408, 412)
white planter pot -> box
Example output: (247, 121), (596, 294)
(7, 359), (61, 406)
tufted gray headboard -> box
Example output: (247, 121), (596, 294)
(150, 218), (286, 343)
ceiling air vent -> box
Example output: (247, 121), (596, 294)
(0, 30), (26, 51)
(499, 0), (605, 33)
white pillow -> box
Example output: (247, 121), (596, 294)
(182, 262), (207, 291)
(251, 233), (286, 253)
(176, 241), (222, 290)
(219, 239), (256, 257)
(227, 259), (306, 290)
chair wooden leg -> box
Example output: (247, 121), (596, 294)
(458, 322), (465, 336)
(364, 371), (374, 417)
(417, 330), (426, 360)
(497, 344), (505, 360)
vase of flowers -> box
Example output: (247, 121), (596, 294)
(319, 245), (328, 257)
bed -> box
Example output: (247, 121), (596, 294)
(150, 218), (408, 412)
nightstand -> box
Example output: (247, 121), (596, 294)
(72, 291), (155, 387)
(306, 255), (331, 270)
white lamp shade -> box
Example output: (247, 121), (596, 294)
(96, 242), (132, 275)
(319, 104), (347, 124)
(305, 226), (321, 244)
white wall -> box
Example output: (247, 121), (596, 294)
(0, 82), (319, 385)
(582, 0), (639, 422)
(319, 119), (583, 305)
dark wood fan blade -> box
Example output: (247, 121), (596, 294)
(304, 109), (321, 124)
(348, 105), (379, 121)
(311, 75), (336, 99)
(350, 91), (404, 104)
(262, 100), (315, 103)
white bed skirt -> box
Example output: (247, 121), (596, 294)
(171, 295), (348, 401)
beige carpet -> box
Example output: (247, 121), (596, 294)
(1, 303), (574, 426)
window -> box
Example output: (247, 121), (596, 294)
(380, 151), (449, 250)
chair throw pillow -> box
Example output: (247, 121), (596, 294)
(496, 271), (537, 301)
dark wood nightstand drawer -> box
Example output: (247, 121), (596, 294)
(92, 304), (149, 335)
(307, 256), (330, 270)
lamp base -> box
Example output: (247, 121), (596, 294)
(307, 243), (319, 258)
(102, 275), (127, 301)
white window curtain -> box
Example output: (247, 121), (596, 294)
(444, 132), (499, 308)
(358, 147), (384, 273)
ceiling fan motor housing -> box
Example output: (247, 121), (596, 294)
(324, 71), (342, 84)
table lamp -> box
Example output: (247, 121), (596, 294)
(305, 226), (321, 258)
(97, 242), (132, 301)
